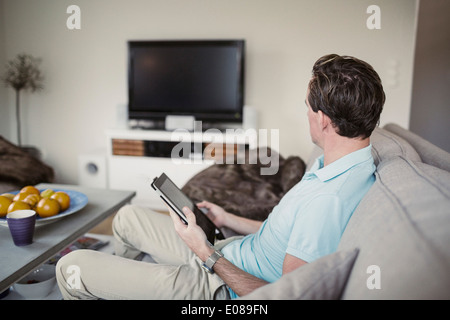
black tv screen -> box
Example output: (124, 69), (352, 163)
(128, 40), (245, 124)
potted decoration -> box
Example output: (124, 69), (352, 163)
(2, 54), (44, 156)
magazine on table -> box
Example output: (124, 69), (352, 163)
(46, 235), (109, 265)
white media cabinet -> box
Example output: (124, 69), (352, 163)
(106, 128), (258, 209)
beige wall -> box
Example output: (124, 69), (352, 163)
(0, 0), (418, 183)
(0, 0), (7, 137)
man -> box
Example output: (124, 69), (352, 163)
(56, 54), (385, 299)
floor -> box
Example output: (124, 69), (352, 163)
(87, 212), (116, 235)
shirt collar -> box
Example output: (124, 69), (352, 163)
(307, 144), (373, 182)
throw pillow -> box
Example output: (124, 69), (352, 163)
(239, 248), (359, 300)
(0, 136), (54, 186)
(181, 147), (305, 221)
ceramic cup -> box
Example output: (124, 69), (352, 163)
(6, 210), (36, 246)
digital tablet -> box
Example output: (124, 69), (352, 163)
(151, 173), (224, 244)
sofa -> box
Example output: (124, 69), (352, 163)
(241, 123), (450, 300)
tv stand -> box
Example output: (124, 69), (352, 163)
(128, 119), (166, 130)
(106, 128), (257, 209)
(128, 119), (244, 133)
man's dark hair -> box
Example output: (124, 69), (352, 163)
(308, 54), (385, 139)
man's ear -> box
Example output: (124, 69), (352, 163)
(318, 110), (331, 131)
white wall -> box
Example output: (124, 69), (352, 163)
(0, 0), (8, 137)
(0, 0), (418, 184)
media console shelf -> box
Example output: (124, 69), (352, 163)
(106, 128), (257, 209)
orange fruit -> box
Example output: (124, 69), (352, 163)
(7, 201), (31, 213)
(36, 198), (60, 218)
(13, 192), (31, 202)
(0, 196), (13, 217)
(1, 193), (15, 200)
(23, 194), (41, 208)
(50, 191), (71, 211)
(20, 185), (40, 195)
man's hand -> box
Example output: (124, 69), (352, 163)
(198, 200), (263, 235)
(196, 200), (229, 228)
(168, 206), (213, 262)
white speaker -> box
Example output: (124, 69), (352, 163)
(77, 153), (107, 188)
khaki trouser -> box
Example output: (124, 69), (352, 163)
(55, 205), (236, 300)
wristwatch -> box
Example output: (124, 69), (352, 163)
(202, 250), (223, 274)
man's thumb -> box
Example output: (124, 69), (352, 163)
(182, 207), (196, 224)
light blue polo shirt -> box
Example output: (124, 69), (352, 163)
(221, 145), (375, 299)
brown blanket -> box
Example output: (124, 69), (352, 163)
(0, 136), (54, 189)
(182, 147), (305, 221)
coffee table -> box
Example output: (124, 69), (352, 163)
(0, 183), (136, 293)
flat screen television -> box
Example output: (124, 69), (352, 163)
(128, 40), (245, 127)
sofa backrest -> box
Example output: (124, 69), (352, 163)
(384, 123), (450, 172)
(338, 128), (450, 299)
(370, 126), (421, 165)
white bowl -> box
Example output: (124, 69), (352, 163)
(12, 264), (56, 299)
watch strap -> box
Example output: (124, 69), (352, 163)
(202, 250), (223, 273)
